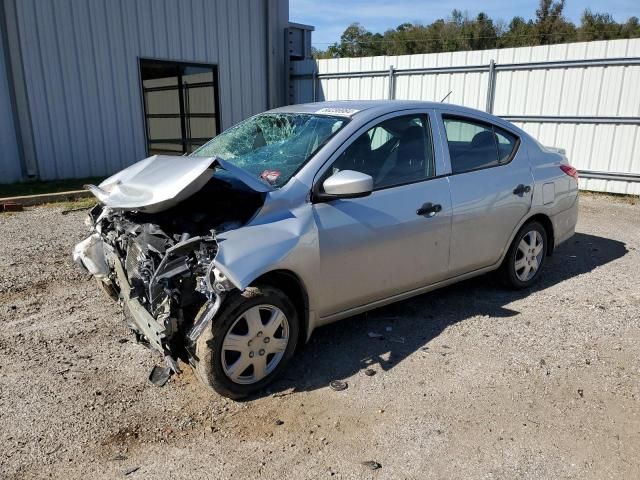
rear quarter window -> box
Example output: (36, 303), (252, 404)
(495, 128), (518, 162)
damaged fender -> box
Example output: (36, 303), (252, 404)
(212, 207), (318, 291)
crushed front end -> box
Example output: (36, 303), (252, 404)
(74, 204), (235, 370)
(72, 156), (268, 372)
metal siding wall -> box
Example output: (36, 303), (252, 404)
(7, 0), (274, 181)
(293, 39), (640, 195)
(0, 17), (22, 183)
(492, 40), (640, 195)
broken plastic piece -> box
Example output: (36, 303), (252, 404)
(361, 461), (382, 470)
(148, 365), (172, 387)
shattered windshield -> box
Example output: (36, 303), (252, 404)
(192, 113), (347, 188)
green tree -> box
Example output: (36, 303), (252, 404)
(620, 17), (640, 39)
(533, 0), (576, 45)
(499, 17), (536, 47)
(312, 0), (639, 59)
(578, 10), (620, 41)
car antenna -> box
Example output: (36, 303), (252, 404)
(440, 91), (452, 102)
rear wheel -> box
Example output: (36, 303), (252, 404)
(193, 285), (299, 399)
(500, 221), (547, 289)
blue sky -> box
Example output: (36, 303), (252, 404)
(290, 0), (640, 47)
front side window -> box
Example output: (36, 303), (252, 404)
(329, 115), (435, 189)
(193, 113), (346, 188)
(444, 116), (519, 174)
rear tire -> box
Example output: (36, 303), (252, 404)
(193, 285), (299, 399)
(500, 221), (548, 289)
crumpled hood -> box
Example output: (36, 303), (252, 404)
(85, 155), (273, 213)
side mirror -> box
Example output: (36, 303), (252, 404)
(316, 170), (373, 201)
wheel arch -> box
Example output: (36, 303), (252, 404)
(499, 212), (556, 268)
(251, 269), (310, 348)
(525, 213), (555, 256)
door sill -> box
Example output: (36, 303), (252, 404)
(317, 264), (498, 326)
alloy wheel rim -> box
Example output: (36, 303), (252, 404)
(221, 304), (289, 385)
(514, 230), (544, 282)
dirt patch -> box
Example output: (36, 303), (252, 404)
(1, 196), (639, 479)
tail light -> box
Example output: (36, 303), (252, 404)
(560, 164), (578, 180)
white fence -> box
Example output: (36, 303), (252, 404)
(291, 39), (640, 195)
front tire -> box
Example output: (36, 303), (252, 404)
(500, 221), (547, 289)
(193, 285), (299, 399)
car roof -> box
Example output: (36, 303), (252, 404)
(267, 100), (527, 137)
(269, 100), (486, 118)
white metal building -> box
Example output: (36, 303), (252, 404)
(0, 0), (312, 184)
(292, 38), (640, 195)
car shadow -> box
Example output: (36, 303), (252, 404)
(260, 232), (627, 398)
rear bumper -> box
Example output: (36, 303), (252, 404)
(552, 193), (579, 248)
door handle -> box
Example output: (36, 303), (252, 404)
(416, 202), (442, 217)
(513, 184), (531, 195)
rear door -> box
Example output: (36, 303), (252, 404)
(438, 113), (534, 275)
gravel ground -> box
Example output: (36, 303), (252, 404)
(1, 194), (639, 479)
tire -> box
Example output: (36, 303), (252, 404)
(500, 221), (548, 289)
(193, 285), (299, 399)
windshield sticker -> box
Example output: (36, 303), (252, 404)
(315, 107), (360, 117)
(260, 169), (282, 184)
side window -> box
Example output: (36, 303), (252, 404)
(444, 117), (498, 174)
(494, 127), (518, 162)
(443, 116), (519, 174)
(330, 115), (435, 189)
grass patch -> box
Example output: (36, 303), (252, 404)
(0, 177), (103, 198)
(46, 197), (98, 211)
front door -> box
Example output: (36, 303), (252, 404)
(440, 114), (534, 275)
(312, 113), (451, 317)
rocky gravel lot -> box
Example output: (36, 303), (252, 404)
(1, 194), (639, 479)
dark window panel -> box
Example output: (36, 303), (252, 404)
(140, 59), (220, 156)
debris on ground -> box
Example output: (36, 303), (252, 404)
(361, 461), (382, 470)
(388, 336), (405, 344)
(330, 380), (348, 391)
(124, 466), (140, 475)
(274, 419), (284, 426)
(45, 445), (61, 456)
(271, 389), (296, 398)
(148, 365), (172, 387)
(364, 369), (376, 377)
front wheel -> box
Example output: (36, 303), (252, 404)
(500, 221), (548, 289)
(193, 285), (299, 399)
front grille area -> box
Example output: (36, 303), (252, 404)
(124, 241), (145, 284)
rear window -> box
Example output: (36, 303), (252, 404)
(443, 116), (519, 174)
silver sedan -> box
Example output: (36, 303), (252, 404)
(74, 101), (579, 398)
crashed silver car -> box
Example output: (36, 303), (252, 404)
(74, 101), (579, 398)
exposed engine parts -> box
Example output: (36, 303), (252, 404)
(73, 202), (240, 368)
